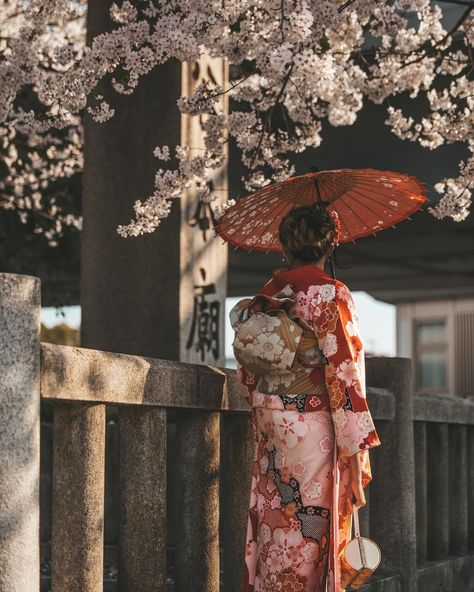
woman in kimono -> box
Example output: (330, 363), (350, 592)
(234, 202), (382, 592)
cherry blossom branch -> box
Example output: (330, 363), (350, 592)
(249, 63), (294, 171)
(0, 0), (472, 238)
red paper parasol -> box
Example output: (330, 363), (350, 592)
(213, 168), (427, 253)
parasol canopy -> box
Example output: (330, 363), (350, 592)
(213, 168), (427, 253)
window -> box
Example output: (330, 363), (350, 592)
(414, 320), (448, 391)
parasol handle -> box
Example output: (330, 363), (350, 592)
(313, 176), (337, 280)
(329, 254), (336, 280)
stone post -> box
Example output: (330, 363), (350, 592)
(426, 423), (449, 559)
(0, 273), (41, 591)
(365, 357), (417, 592)
(82, 1), (228, 366)
(82, 4), (183, 360)
(414, 421), (428, 566)
(52, 403), (106, 592)
(175, 411), (221, 592)
(449, 425), (468, 555)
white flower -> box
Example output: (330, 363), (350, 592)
(292, 461), (307, 477)
(302, 541), (317, 562)
(274, 450), (286, 470)
(303, 480), (322, 499)
(265, 370), (296, 392)
(263, 316), (282, 331)
(276, 412), (309, 448)
(260, 523), (272, 544)
(319, 284), (336, 302)
(337, 360), (359, 386)
(1, 0), (471, 240)
(319, 435), (333, 453)
(336, 284), (351, 302)
(357, 411), (375, 432)
(254, 333), (284, 361)
(153, 145), (170, 161)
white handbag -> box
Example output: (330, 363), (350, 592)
(340, 505), (381, 589)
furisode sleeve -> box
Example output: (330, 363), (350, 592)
(310, 281), (381, 458)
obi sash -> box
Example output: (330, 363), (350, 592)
(229, 283), (327, 396)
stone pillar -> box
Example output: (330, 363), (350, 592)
(414, 421), (428, 566)
(52, 403), (106, 592)
(118, 407), (167, 592)
(366, 357), (417, 592)
(449, 424), (468, 555)
(0, 273), (41, 591)
(82, 4), (182, 360)
(82, 1), (228, 366)
(468, 427), (474, 551)
(427, 423), (449, 559)
(83, 5), (228, 586)
(220, 413), (255, 591)
(179, 57), (228, 365)
(175, 411), (221, 592)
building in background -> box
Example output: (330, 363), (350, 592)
(397, 297), (474, 397)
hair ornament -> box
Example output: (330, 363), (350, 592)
(328, 209), (341, 246)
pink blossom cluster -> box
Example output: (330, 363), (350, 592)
(0, 0), (472, 241)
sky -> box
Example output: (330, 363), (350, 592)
(42, 306), (81, 328)
(42, 290), (395, 364)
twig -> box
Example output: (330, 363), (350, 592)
(193, 72), (254, 104)
(288, 76), (319, 121)
(337, 0), (358, 13)
(280, 0), (286, 43)
(249, 64), (294, 170)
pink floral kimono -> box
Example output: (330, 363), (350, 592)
(233, 264), (382, 592)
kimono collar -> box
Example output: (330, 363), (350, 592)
(271, 263), (333, 289)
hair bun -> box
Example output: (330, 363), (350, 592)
(278, 201), (338, 261)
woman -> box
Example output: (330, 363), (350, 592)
(233, 202), (382, 592)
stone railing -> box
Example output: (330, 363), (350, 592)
(1, 273), (473, 592)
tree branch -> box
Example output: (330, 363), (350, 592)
(249, 64), (294, 170)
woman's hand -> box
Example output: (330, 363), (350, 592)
(348, 451), (366, 509)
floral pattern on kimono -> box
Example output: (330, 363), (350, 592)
(237, 363), (335, 592)
(235, 264), (381, 592)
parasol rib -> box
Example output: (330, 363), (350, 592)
(343, 190), (397, 222)
(247, 198), (292, 252)
(340, 195), (399, 230)
(338, 195), (375, 236)
(350, 185), (425, 215)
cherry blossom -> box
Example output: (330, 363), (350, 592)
(276, 412), (310, 448)
(337, 360), (360, 386)
(0, 0), (471, 243)
(321, 332), (338, 357)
